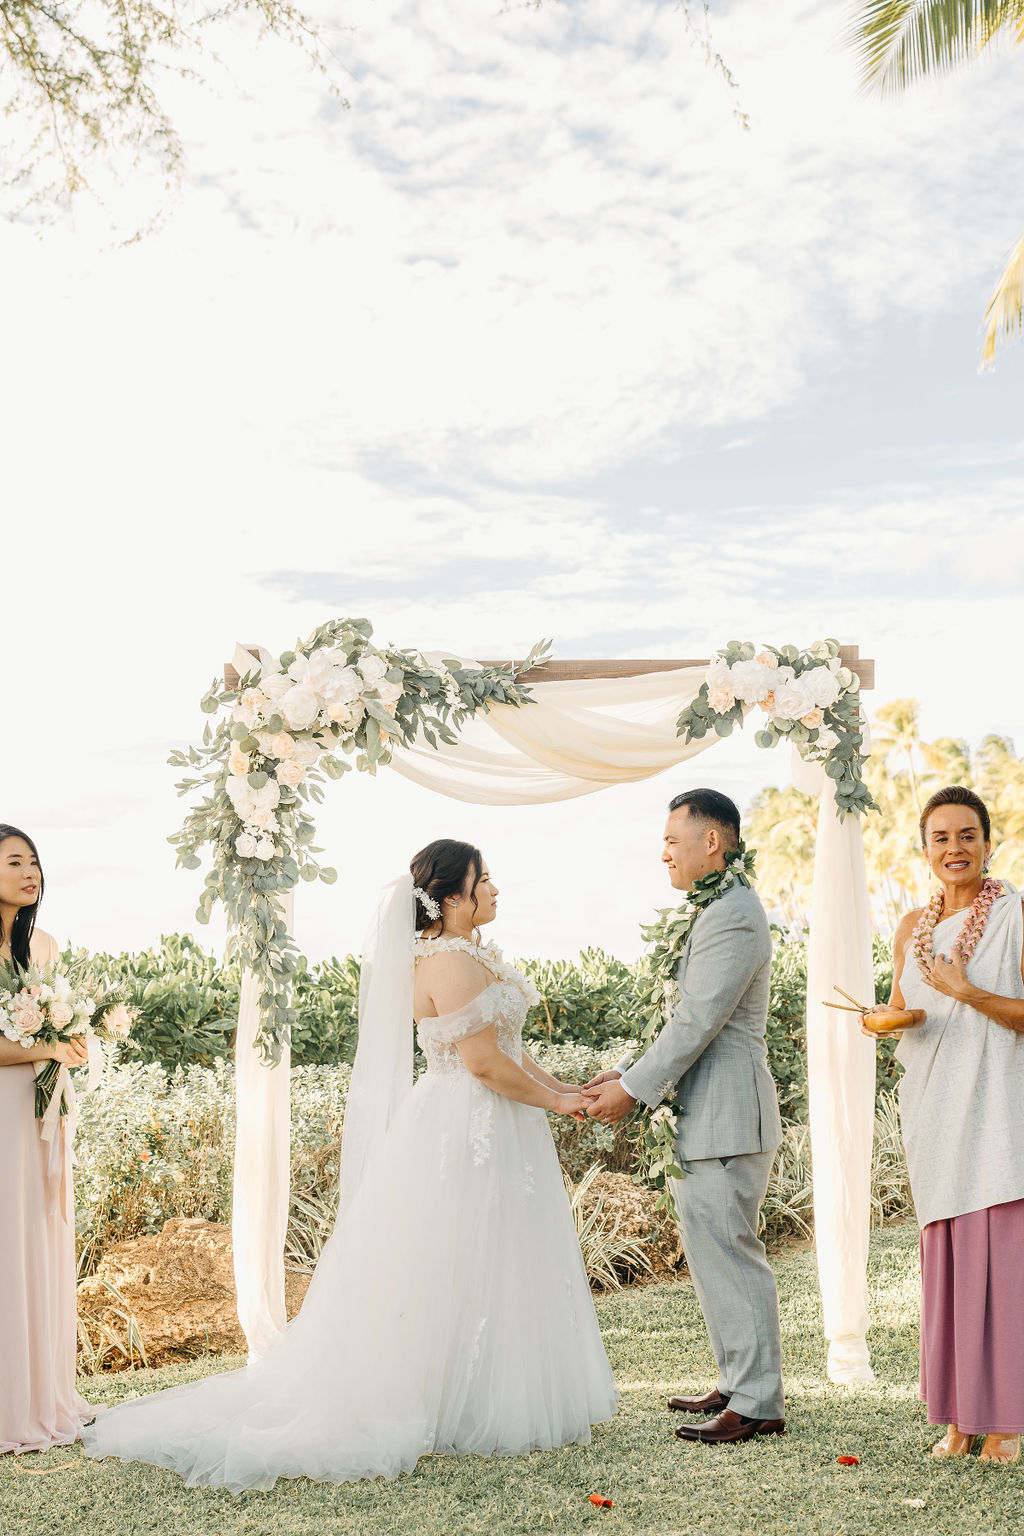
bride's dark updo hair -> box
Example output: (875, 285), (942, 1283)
(410, 839), (483, 934)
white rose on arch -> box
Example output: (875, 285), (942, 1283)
(815, 727), (840, 753)
(357, 653), (389, 688)
(247, 806), (279, 831)
(235, 832), (258, 858)
(376, 678), (404, 713)
(773, 676), (817, 721)
(261, 672), (292, 702)
(706, 657), (733, 693)
(288, 651), (335, 693)
(279, 684), (320, 732)
(729, 659), (777, 706)
(254, 836), (277, 861)
(324, 665), (362, 706)
(805, 665), (841, 710)
(290, 738), (321, 768)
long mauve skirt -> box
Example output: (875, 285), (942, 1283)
(920, 1197), (1024, 1435)
(0, 1063), (93, 1454)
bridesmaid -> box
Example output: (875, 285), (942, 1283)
(0, 824), (94, 1455)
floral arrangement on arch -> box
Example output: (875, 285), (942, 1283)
(677, 639), (877, 820)
(169, 617), (547, 1063)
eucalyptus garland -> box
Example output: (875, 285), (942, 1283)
(169, 617), (547, 1064)
(676, 639), (878, 821)
(630, 842), (757, 1210)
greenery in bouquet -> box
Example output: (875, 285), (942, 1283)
(0, 957), (134, 1117)
(169, 616), (547, 1065)
(676, 639), (879, 821)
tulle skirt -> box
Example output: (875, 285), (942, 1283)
(82, 1071), (618, 1491)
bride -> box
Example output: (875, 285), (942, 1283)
(82, 839), (618, 1491)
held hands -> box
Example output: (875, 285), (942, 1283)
(51, 1036), (89, 1067)
(580, 1076), (636, 1126)
(550, 1091), (588, 1122)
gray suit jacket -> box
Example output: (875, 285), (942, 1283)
(619, 882), (782, 1161)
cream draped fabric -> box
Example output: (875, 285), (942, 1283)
(233, 889), (294, 1360)
(231, 668), (877, 1385)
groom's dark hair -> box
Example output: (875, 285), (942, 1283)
(668, 788), (741, 851)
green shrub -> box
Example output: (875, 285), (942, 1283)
(84, 930), (898, 1118)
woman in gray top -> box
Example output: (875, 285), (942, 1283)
(866, 785), (1024, 1466)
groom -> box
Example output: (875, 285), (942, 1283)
(582, 788), (785, 1444)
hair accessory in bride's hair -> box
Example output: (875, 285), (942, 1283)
(413, 886), (441, 921)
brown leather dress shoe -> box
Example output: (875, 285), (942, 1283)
(674, 1408), (786, 1445)
(667, 1388), (731, 1415)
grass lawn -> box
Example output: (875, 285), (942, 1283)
(4, 1222), (1022, 1536)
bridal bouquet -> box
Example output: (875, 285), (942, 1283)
(0, 961), (134, 1118)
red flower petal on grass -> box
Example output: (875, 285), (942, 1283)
(837, 1455), (860, 1466)
(589, 1495), (614, 1508)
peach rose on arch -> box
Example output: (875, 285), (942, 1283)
(276, 760), (306, 789)
(708, 687), (735, 713)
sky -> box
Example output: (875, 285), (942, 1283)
(2, 0), (1023, 966)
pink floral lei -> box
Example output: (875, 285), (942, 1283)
(911, 877), (1003, 971)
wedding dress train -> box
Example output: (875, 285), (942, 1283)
(82, 929), (617, 1491)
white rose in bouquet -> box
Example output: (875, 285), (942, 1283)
(276, 760), (306, 788)
(279, 684), (320, 732)
(101, 1003), (134, 1040)
(235, 831), (258, 857)
(50, 1000), (74, 1027)
(730, 659), (776, 705)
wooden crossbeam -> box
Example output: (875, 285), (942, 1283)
(479, 645), (875, 690)
(225, 645), (874, 691)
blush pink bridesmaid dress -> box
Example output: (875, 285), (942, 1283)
(0, 934), (94, 1455)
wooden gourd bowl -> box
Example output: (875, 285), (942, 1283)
(861, 1006), (926, 1035)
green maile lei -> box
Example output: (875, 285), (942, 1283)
(630, 841), (757, 1212)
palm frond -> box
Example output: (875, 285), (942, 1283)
(981, 230), (1024, 363)
(849, 0), (1022, 94)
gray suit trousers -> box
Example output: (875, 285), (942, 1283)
(670, 1150), (785, 1420)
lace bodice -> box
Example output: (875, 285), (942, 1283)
(414, 939), (538, 1077)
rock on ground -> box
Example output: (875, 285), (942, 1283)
(77, 1217), (310, 1368)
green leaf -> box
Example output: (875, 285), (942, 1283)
(300, 864), (319, 883)
(319, 867), (338, 885)
(247, 771), (269, 789)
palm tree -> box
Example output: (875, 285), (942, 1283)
(743, 786), (819, 926)
(872, 698), (925, 817)
(849, 1), (1024, 361)
(976, 733), (1024, 883)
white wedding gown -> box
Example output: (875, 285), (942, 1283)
(82, 945), (618, 1491)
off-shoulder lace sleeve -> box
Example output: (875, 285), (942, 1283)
(416, 982), (504, 1046)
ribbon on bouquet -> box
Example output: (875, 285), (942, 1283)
(35, 1032), (104, 1223)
